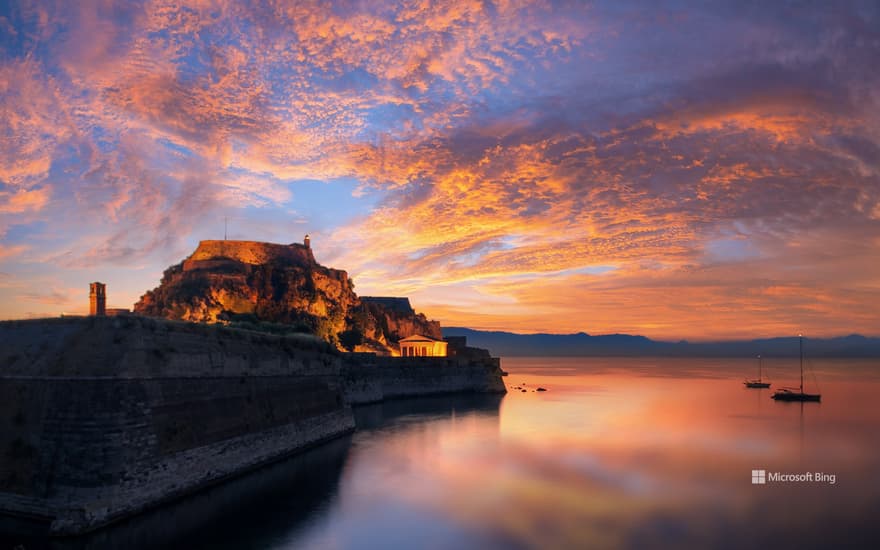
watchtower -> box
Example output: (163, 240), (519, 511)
(89, 282), (106, 316)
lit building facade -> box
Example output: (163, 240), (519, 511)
(399, 335), (448, 357)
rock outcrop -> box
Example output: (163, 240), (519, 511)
(134, 240), (440, 354)
(359, 297), (441, 345)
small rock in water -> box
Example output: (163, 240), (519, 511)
(536, 387), (547, 392)
(521, 389), (527, 392)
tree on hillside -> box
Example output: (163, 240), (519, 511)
(338, 329), (364, 352)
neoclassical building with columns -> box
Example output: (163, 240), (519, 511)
(398, 334), (448, 357)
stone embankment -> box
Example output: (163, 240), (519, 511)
(0, 316), (506, 535)
(343, 354), (506, 404)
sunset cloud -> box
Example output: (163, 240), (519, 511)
(0, 186), (51, 213)
(0, 1), (878, 338)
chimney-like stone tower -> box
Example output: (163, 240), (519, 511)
(304, 234), (311, 249)
(89, 282), (106, 316)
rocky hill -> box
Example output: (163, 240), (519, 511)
(134, 240), (441, 354)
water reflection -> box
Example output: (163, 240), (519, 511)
(0, 394), (505, 550)
(298, 358), (880, 549)
(5, 359), (880, 549)
(491, 358), (880, 549)
(352, 393), (504, 431)
(2, 434), (353, 550)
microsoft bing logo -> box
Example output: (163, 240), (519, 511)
(750, 468), (836, 484)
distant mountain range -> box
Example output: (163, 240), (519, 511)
(442, 328), (880, 358)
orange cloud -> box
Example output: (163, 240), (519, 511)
(0, 244), (28, 260)
(0, 186), (51, 214)
(0, 1), (877, 339)
(0, 58), (72, 187)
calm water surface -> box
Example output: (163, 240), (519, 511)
(12, 357), (880, 549)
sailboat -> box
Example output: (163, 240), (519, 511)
(743, 355), (770, 388)
(771, 335), (821, 402)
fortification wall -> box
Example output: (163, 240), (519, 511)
(0, 317), (506, 536)
(0, 317), (353, 535)
(0, 316), (339, 378)
(187, 240), (315, 267)
(182, 258), (251, 272)
(343, 355), (507, 405)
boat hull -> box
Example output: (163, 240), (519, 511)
(771, 391), (821, 402)
(744, 380), (770, 388)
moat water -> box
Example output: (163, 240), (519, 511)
(7, 357), (880, 549)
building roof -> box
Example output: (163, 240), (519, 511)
(360, 297), (414, 314)
(399, 334), (445, 344)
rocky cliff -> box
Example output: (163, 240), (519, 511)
(134, 240), (440, 354)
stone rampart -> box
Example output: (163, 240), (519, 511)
(0, 317), (506, 535)
(343, 355), (506, 405)
(186, 240), (315, 267)
(0, 317), (350, 535)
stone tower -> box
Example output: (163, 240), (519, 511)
(89, 282), (106, 316)
(304, 234), (311, 249)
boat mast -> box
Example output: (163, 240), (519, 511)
(799, 334), (803, 393)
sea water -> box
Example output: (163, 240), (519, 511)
(12, 357), (880, 549)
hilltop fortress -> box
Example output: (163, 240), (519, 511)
(134, 238), (441, 354)
(182, 239), (316, 271)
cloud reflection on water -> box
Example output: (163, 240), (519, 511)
(293, 358), (880, 549)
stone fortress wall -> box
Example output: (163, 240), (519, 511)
(342, 354), (505, 404)
(0, 315), (506, 536)
(182, 240), (316, 272)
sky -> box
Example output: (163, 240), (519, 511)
(1, 1), (879, 341)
